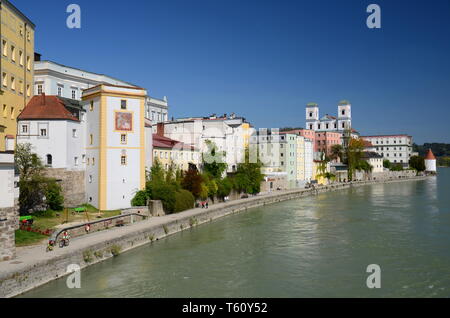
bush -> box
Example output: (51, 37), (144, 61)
(150, 182), (177, 213)
(131, 190), (148, 206)
(174, 189), (195, 213)
(217, 177), (233, 199)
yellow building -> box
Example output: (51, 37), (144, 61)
(0, 0), (35, 151)
(312, 160), (331, 185)
(153, 133), (200, 171)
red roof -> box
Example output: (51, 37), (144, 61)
(425, 149), (436, 160)
(18, 95), (79, 122)
(153, 134), (196, 151)
(363, 140), (374, 148)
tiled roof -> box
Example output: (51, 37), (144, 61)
(425, 149), (436, 160)
(153, 134), (196, 151)
(18, 95), (79, 122)
(362, 151), (383, 159)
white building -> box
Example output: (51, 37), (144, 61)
(82, 84), (148, 211)
(424, 149), (437, 173)
(0, 152), (15, 209)
(361, 134), (413, 167)
(305, 100), (352, 132)
(160, 114), (252, 173)
(304, 138), (313, 182)
(17, 94), (85, 170)
(362, 152), (384, 173)
(34, 58), (169, 124)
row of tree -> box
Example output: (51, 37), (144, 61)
(131, 141), (265, 214)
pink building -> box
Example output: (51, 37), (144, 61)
(281, 129), (342, 156)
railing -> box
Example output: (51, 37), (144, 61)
(50, 212), (147, 242)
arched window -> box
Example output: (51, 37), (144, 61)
(46, 154), (52, 166)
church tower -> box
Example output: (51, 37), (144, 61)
(337, 100), (351, 131)
(305, 103), (319, 130)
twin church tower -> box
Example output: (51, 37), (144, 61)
(305, 100), (352, 132)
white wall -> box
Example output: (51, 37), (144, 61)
(0, 153), (14, 208)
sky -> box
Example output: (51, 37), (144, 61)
(13, 0), (450, 144)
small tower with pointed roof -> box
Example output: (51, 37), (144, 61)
(425, 149), (437, 173)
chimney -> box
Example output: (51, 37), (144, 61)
(156, 122), (165, 137)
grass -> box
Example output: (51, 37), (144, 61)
(15, 230), (48, 247)
(16, 204), (122, 247)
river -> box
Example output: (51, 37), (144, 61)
(21, 168), (450, 297)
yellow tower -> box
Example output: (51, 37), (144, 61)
(0, 0), (35, 151)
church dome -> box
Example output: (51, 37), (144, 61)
(306, 102), (318, 107)
(338, 100), (350, 106)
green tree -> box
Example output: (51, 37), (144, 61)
(217, 177), (233, 199)
(234, 148), (264, 195)
(346, 138), (365, 181)
(15, 143), (48, 215)
(131, 190), (148, 206)
(202, 140), (227, 179)
(409, 155), (425, 172)
(174, 189), (195, 212)
(383, 160), (391, 169)
(45, 179), (64, 211)
(330, 144), (344, 162)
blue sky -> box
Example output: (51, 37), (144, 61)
(14, 0), (450, 143)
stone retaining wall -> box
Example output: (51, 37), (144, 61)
(0, 175), (430, 298)
(0, 206), (19, 261)
(44, 169), (86, 207)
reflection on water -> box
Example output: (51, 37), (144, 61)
(21, 169), (450, 298)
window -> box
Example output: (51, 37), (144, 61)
(120, 134), (127, 144)
(2, 40), (6, 56)
(89, 134), (93, 145)
(71, 90), (76, 99)
(92, 158), (95, 166)
(121, 100), (127, 109)
(342, 110), (345, 115)
(26, 56), (31, 71)
(40, 128), (47, 136)
(74, 157), (79, 166)
(82, 154), (86, 163)
(72, 129), (77, 138)
(342, 122), (345, 128)
(2, 105), (6, 118)
(26, 84), (30, 96)
(89, 175), (92, 183)
(309, 124), (313, 130)
(121, 155), (127, 165)
(46, 154), (52, 166)
(19, 80), (23, 94)
(10, 107), (14, 119)
(90, 101), (94, 111)
(2, 72), (7, 87)
(37, 84), (43, 95)
(22, 125), (28, 133)
(11, 46), (15, 62)
(309, 112), (313, 118)
(57, 86), (62, 96)
(11, 77), (15, 90)
(19, 50), (23, 66)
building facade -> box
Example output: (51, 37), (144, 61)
(362, 151), (384, 173)
(305, 100), (352, 132)
(160, 114), (252, 173)
(83, 84), (147, 211)
(153, 133), (200, 171)
(1, 0), (35, 152)
(34, 59), (169, 126)
(361, 135), (413, 167)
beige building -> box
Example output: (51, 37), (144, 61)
(1, 0), (35, 151)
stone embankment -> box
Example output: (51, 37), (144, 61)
(0, 174), (430, 298)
